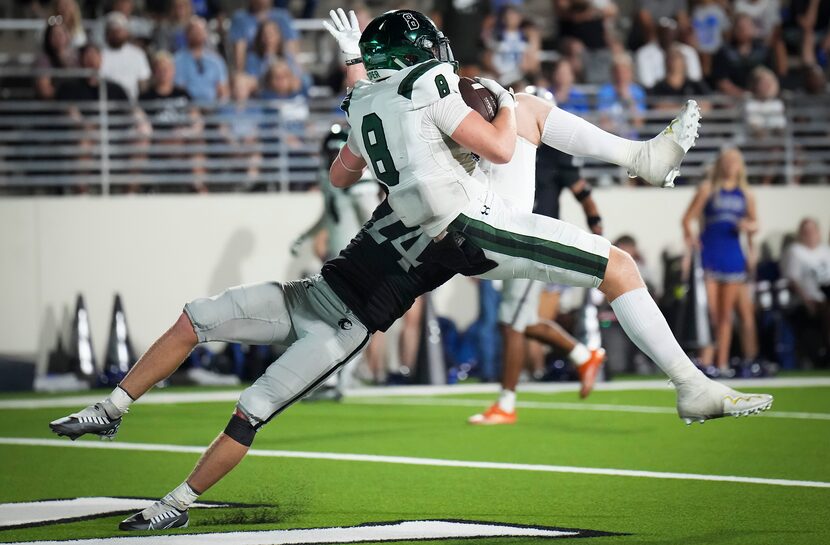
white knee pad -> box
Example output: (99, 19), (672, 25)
(237, 385), (281, 427)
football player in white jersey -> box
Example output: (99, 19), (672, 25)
(326, 8), (772, 425)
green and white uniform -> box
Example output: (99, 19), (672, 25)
(482, 137), (544, 331)
(345, 61), (611, 293)
(345, 60), (485, 238)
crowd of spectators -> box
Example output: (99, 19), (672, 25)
(7, 0), (830, 192)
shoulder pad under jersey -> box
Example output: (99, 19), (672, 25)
(396, 60), (460, 110)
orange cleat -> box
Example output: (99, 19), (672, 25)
(467, 404), (517, 425)
(578, 348), (606, 399)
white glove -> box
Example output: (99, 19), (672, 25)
(475, 77), (515, 110)
(322, 8), (362, 64)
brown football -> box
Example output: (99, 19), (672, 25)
(459, 77), (498, 122)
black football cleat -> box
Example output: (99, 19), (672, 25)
(49, 402), (122, 441)
(119, 500), (189, 531)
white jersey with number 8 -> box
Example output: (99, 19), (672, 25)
(345, 60), (486, 238)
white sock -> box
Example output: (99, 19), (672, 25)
(106, 386), (134, 417)
(163, 482), (200, 511)
(610, 288), (704, 386)
(541, 106), (642, 169)
(498, 389), (516, 413)
(568, 343), (591, 366)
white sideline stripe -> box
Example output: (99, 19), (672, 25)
(0, 520), (575, 545)
(1, 437), (828, 490)
(346, 397), (830, 421)
(2, 376), (829, 410)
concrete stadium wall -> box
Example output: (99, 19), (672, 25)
(0, 187), (827, 367)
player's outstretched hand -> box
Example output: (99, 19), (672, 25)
(475, 77), (515, 110)
(323, 8), (361, 62)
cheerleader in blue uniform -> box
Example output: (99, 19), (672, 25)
(683, 148), (760, 373)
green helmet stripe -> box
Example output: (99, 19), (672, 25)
(397, 59), (442, 99)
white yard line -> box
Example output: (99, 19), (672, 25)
(346, 397), (830, 421)
(0, 437), (828, 490)
(2, 376), (829, 410)
(0, 520), (580, 545)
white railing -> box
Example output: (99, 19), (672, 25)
(1, 74), (828, 193)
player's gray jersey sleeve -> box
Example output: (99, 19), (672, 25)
(423, 94), (474, 138)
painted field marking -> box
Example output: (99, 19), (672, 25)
(0, 520), (594, 545)
(0, 497), (226, 529)
(0, 437), (828, 490)
(2, 376), (829, 410)
(346, 397), (830, 421)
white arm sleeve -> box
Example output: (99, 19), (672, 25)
(425, 94), (474, 136)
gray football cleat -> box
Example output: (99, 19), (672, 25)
(119, 500), (189, 531)
(676, 378), (773, 425)
(629, 99), (701, 188)
(49, 401), (122, 441)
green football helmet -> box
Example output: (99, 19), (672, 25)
(358, 9), (456, 81)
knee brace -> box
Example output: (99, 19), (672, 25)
(223, 411), (257, 447)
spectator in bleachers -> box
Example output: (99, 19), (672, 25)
(50, 0), (86, 47)
(630, 0), (690, 50)
(275, 0), (317, 19)
(56, 42), (131, 194)
(245, 20), (298, 80)
(711, 14), (773, 97)
(152, 0), (192, 53)
(786, 0), (830, 68)
(744, 66), (786, 136)
(690, 0), (730, 77)
(258, 58), (306, 99)
(635, 17), (702, 89)
(229, 0), (299, 71)
(744, 67), (786, 184)
(34, 20), (79, 100)
(139, 51), (206, 193)
(555, 0), (618, 51)
(783, 217), (830, 365)
(174, 17), (229, 103)
(100, 12), (150, 102)
(483, 3), (540, 85)
(139, 51), (192, 107)
(219, 72), (263, 186)
(558, 36), (587, 83)
(430, 0), (490, 77)
(803, 63), (828, 94)
(650, 47), (710, 108)
(554, 0), (620, 84)
(597, 53), (645, 138)
(550, 59), (590, 113)
(682, 147), (760, 374)
(56, 42), (128, 103)
(734, 0), (787, 77)
(259, 60), (309, 148)
(109, 0), (155, 44)
(192, 0), (224, 20)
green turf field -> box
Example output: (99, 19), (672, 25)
(1, 382), (828, 544)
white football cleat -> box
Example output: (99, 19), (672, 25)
(50, 401), (122, 441)
(629, 99), (701, 188)
(120, 499), (189, 531)
(676, 378), (773, 425)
